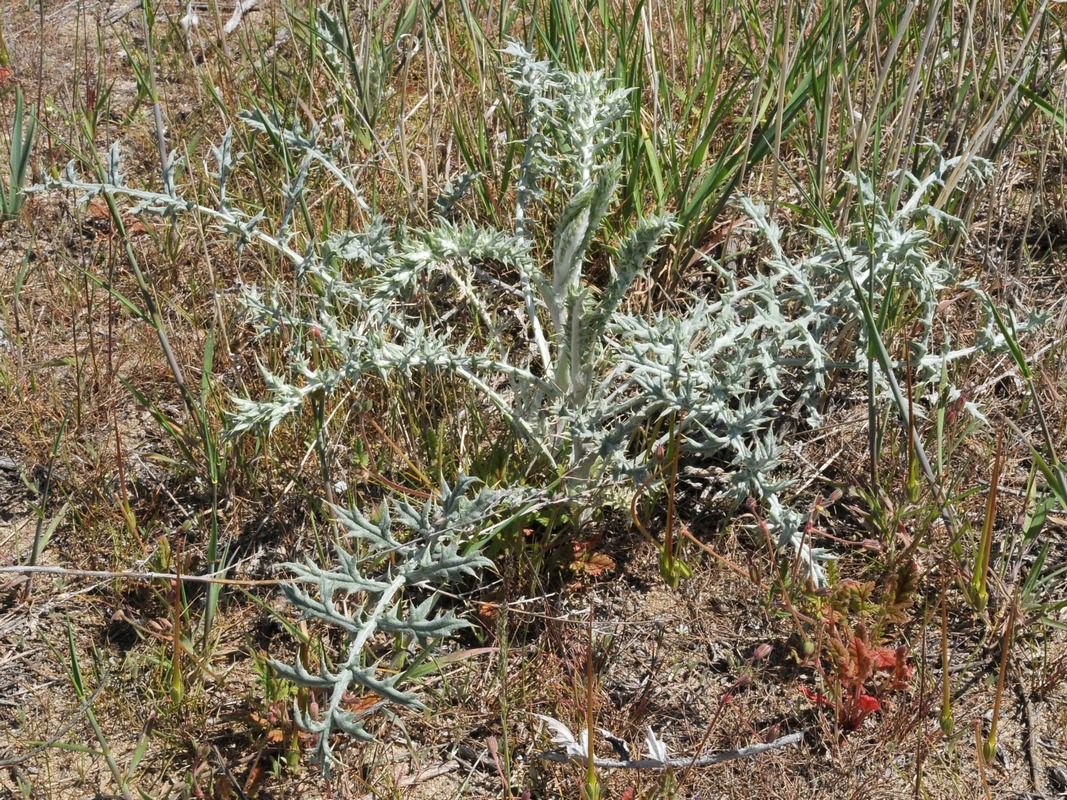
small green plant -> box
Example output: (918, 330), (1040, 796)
(1, 86), (36, 220)
(308, 4), (407, 142)
(42, 620), (142, 800)
(966, 433), (1003, 612)
(41, 45), (1033, 592)
(799, 624), (912, 733)
(798, 568), (917, 733)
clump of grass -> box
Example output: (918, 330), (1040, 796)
(1, 86), (36, 221)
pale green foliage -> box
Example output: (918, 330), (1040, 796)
(1, 87), (36, 220)
(227, 42), (683, 490)
(33, 39), (1042, 766)
(213, 43), (842, 574)
(801, 146), (1032, 415)
(271, 476), (525, 767)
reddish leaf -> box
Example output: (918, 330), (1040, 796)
(477, 602), (497, 624)
(265, 727), (287, 744)
(854, 693), (881, 714)
(570, 541), (616, 576)
(799, 686), (828, 706)
(873, 647), (899, 671)
(873, 644), (913, 688)
(842, 692), (882, 730)
(848, 635), (874, 682)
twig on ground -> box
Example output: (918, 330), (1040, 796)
(106, 0), (255, 29)
(106, 0), (142, 24)
(0, 564), (281, 586)
(537, 729), (805, 770)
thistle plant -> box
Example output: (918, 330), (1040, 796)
(36, 43), (1037, 590)
(217, 44), (831, 536)
(797, 146), (1047, 416)
(33, 44), (1044, 768)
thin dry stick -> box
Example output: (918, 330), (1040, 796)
(662, 411), (683, 578)
(537, 729), (805, 769)
(0, 564), (282, 586)
(1021, 692), (1050, 796)
(984, 585), (1018, 764)
(681, 527), (769, 591)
